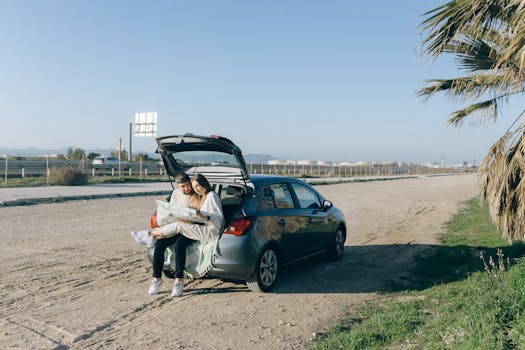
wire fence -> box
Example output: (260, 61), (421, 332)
(248, 163), (469, 177)
(0, 159), (165, 179)
(0, 158), (473, 181)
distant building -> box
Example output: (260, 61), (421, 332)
(422, 162), (440, 168)
(353, 161), (371, 166)
(377, 161), (396, 166)
(316, 160), (331, 165)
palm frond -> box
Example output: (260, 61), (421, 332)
(446, 90), (524, 125)
(418, 74), (523, 102)
(420, 0), (512, 57)
(498, 20), (525, 70)
(447, 98), (499, 126)
(479, 132), (508, 215)
(421, 1), (525, 241)
(444, 37), (500, 71)
(479, 111), (525, 241)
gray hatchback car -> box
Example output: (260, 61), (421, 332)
(148, 134), (347, 292)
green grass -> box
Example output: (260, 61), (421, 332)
(313, 198), (525, 350)
(87, 175), (170, 184)
(0, 177), (50, 187)
(442, 198), (507, 248)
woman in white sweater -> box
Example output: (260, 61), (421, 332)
(150, 173), (224, 297)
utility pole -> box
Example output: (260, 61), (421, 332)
(45, 154), (49, 184)
(118, 137), (122, 178)
(3, 154), (7, 186)
(129, 122), (133, 161)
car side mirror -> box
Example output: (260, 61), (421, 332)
(323, 200), (333, 210)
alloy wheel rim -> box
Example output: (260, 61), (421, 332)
(260, 250), (277, 286)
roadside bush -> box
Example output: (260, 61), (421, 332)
(49, 167), (88, 186)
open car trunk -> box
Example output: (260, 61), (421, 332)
(156, 134), (251, 186)
(210, 182), (247, 224)
(157, 134), (253, 223)
(151, 134), (253, 278)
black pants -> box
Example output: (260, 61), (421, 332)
(152, 235), (196, 279)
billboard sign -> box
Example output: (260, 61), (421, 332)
(134, 112), (157, 137)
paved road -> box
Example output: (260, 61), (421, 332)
(0, 182), (174, 206)
(0, 174), (432, 207)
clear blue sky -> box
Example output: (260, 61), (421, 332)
(0, 0), (515, 164)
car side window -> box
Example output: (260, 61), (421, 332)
(290, 183), (321, 209)
(262, 183), (294, 209)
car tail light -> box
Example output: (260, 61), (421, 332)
(150, 212), (159, 228)
(223, 216), (255, 236)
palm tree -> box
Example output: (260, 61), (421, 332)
(419, 0), (525, 241)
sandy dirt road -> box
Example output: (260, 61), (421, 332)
(0, 174), (478, 349)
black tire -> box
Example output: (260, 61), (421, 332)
(163, 269), (175, 279)
(326, 227), (346, 261)
(246, 246), (279, 292)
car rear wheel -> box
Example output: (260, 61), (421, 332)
(246, 246), (279, 292)
(326, 227), (346, 261)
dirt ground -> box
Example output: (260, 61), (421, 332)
(0, 174), (478, 349)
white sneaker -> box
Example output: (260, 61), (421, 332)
(171, 280), (184, 297)
(148, 279), (162, 295)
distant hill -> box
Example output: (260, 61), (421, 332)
(244, 153), (275, 164)
(0, 147), (118, 157)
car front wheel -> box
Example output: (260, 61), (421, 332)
(246, 246), (279, 292)
(326, 227), (346, 261)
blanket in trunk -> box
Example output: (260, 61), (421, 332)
(165, 237), (220, 279)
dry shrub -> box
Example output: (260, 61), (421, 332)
(49, 167), (88, 186)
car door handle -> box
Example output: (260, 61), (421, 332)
(308, 217), (322, 224)
(278, 219), (286, 225)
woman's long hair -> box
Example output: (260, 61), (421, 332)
(192, 173), (213, 208)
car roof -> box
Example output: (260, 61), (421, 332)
(250, 174), (308, 186)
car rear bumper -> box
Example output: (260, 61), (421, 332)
(208, 234), (258, 280)
(146, 233), (258, 281)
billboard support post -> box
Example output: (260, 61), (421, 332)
(3, 155), (7, 186)
(118, 137), (122, 178)
(129, 122), (133, 161)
